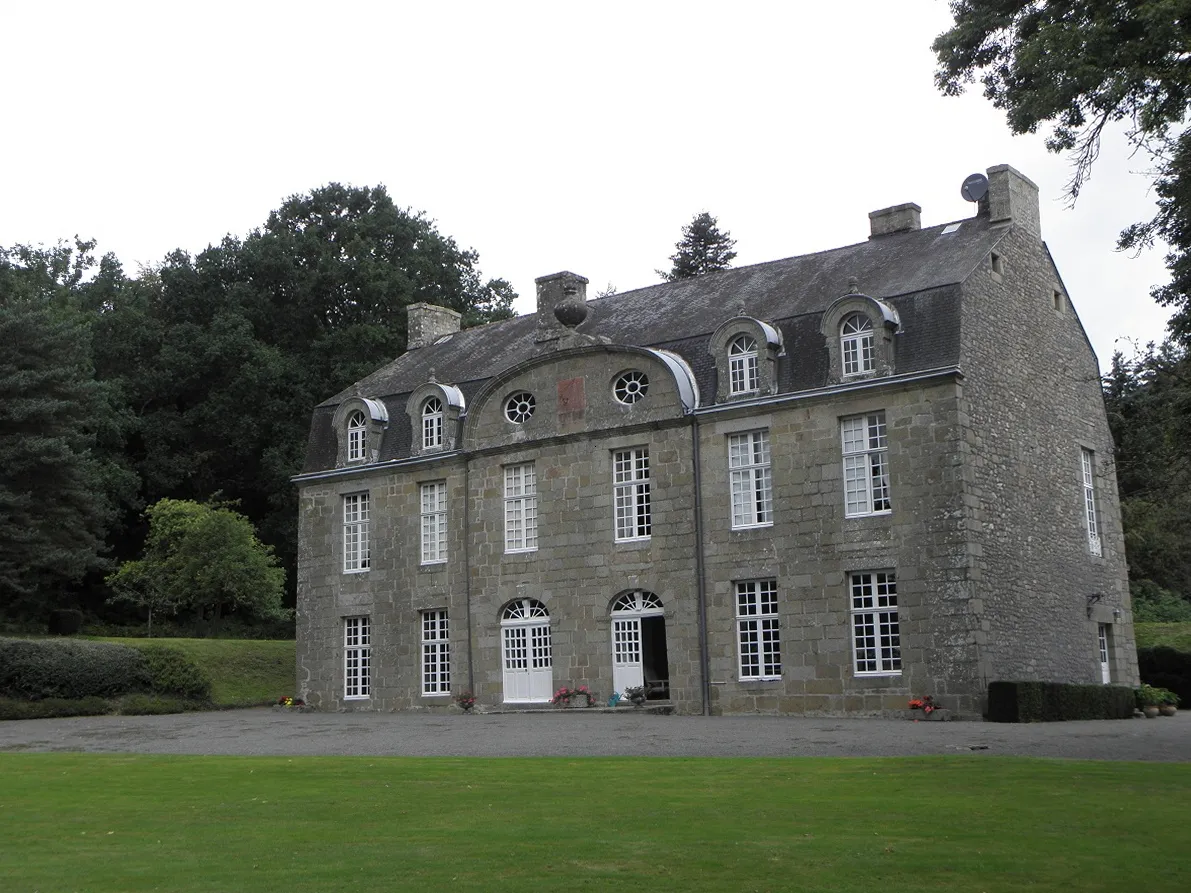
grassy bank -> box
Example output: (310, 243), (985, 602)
(1135, 622), (1191, 653)
(2, 754), (1187, 892)
(108, 638), (296, 707)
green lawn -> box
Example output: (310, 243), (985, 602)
(2, 755), (1187, 892)
(1135, 622), (1191, 653)
(104, 637), (296, 707)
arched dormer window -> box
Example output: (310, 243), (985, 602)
(840, 313), (874, 376)
(422, 397), (444, 450)
(821, 292), (900, 384)
(406, 382), (466, 457)
(332, 397), (389, 467)
(728, 335), (759, 395)
(346, 410), (368, 462)
(709, 316), (783, 403)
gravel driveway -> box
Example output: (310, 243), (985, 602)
(2, 708), (1189, 761)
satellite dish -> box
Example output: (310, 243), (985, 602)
(961, 173), (989, 203)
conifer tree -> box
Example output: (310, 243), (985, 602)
(659, 212), (737, 281)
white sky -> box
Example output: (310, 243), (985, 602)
(0, 1), (1173, 366)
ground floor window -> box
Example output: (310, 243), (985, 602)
(736, 580), (781, 679)
(422, 610), (450, 695)
(344, 616), (371, 698)
(1098, 623), (1112, 684)
(850, 571), (900, 675)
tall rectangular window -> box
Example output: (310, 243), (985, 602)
(420, 481), (448, 564)
(613, 447), (651, 541)
(421, 610), (450, 695)
(842, 412), (890, 517)
(1097, 623), (1112, 684)
(344, 616), (371, 698)
(850, 571), (901, 675)
(737, 580), (781, 680)
(343, 492), (370, 572)
(1082, 448), (1102, 557)
(504, 463), (538, 553)
(729, 430), (773, 528)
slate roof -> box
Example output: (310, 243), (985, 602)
(301, 214), (1006, 474)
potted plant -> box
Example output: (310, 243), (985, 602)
(552, 686), (592, 707)
(624, 685), (646, 707)
(1136, 684), (1168, 718)
(1159, 688), (1180, 717)
(454, 691), (476, 713)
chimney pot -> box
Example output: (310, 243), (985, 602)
(869, 203), (922, 238)
(407, 303), (462, 350)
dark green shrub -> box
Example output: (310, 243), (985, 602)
(0, 696), (110, 720)
(987, 681), (1135, 722)
(47, 609), (84, 636)
(1138, 646), (1191, 708)
(0, 638), (150, 699)
(130, 644), (212, 699)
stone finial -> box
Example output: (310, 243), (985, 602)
(536, 271), (589, 342)
(848, 276), (859, 294)
(428, 367), (437, 384)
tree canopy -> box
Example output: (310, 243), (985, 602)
(933, 0), (1191, 339)
(659, 212), (737, 281)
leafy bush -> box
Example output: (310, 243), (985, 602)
(987, 681), (1136, 722)
(47, 609), (84, 636)
(130, 644), (212, 700)
(0, 638), (150, 700)
(1130, 581), (1191, 623)
(1137, 646), (1191, 709)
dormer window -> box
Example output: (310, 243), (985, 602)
(422, 397), (444, 450)
(841, 314), (874, 376)
(728, 335), (760, 394)
(346, 411), (368, 462)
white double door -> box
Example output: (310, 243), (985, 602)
(613, 617), (644, 693)
(502, 622), (553, 702)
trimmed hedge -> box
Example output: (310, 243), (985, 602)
(0, 638), (151, 700)
(1137, 646), (1191, 709)
(987, 681), (1136, 722)
(129, 644), (212, 700)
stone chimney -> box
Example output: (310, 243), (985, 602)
(985, 164), (1041, 239)
(868, 203), (922, 238)
(535, 271), (589, 342)
(407, 303), (462, 350)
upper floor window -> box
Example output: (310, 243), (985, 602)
(505, 391), (536, 424)
(346, 411), (367, 462)
(613, 448), (651, 541)
(841, 313), (874, 376)
(1082, 448), (1102, 557)
(850, 571), (900, 676)
(614, 370), (649, 405)
(728, 335), (759, 394)
(422, 397), (444, 451)
(729, 430), (773, 528)
(504, 463), (538, 552)
(737, 580), (781, 680)
(420, 481), (447, 564)
(343, 492), (370, 573)
(842, 411), (890, 517)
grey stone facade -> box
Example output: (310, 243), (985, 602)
(294, 164), (1138, 718)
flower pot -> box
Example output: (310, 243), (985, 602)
(1142, 705), (1161, 718)
(1159, 705), (1177, 717)
(571, 694), (590, 708)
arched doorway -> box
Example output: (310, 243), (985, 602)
(611, 590), (669, 699)
(501, 598), (552, 703)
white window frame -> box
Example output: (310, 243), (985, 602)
(343, 492), (370, 573)
(850, 571), (901, 676)
(346, 410), (367, 462)
(1082, 448), (1102, 557)
(420, 481), (448, 564)
(736, 580), (781, 680)
(729, 430), (773, 528)
(842, 412), (890, 517)
(422, 397), (444, 451)
(421, 610), (450, 695)
(1098, 623), (1112, 684)
(504, 463), (538, 553)
(344, 616), (371, 699)
(613, 447), (651, 541)
(728, 334), (759, 395)
(841, 313), (874, 376)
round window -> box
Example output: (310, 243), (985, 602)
(614, 370), (649, 405)
(504, 391), (536, 423)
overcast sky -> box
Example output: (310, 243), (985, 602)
(1, 1), (1173, 366)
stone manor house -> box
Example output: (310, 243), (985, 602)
(295, 164), (1139, 717)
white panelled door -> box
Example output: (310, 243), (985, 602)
(502, 599), (552, 703)
(612, 617), (643, 694)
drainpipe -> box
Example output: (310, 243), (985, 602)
(690, 414), (711, 716)
(464, 455), (475, 696)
